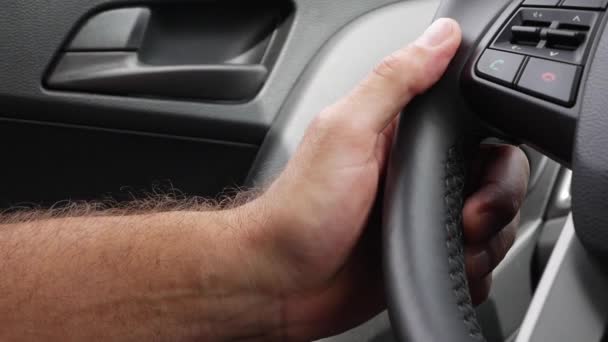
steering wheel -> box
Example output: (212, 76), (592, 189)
(383, 0), (608, 340)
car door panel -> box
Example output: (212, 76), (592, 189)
(0, 0), (401, 206)
(0, 0), (402, 145)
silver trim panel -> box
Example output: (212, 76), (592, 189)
(517, 215), (608, 342)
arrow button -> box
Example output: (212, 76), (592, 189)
(546, 29), (586, 48)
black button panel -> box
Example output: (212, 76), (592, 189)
(517, 58), (582, 105)
(492, 8), (600, 65)
(477, 50), (525, 85)
(476, 4), (604, 107)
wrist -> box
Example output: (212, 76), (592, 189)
(227, 192), (323, 341)
(187, 204), (287, 341)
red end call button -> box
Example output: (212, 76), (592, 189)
(517, 57), (582, 107)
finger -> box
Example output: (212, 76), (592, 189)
(463, 144), (530, 243)
(323, 18), (462, 134)
(469, 275), (492, 306)
(465, 215), (518, 280)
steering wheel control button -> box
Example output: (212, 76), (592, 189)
(555, 10), (595, 27)
(477, 50), (525, 86)
(523, 0), (560, 6)
(511, 25), (542, 43)
(546, 29), (586, 47)
(517, 58), (581, 106)
(561, 0), (608, 9)
(537, 48), (578, 63)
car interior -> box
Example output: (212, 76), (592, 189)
(2, 0), (607, 341)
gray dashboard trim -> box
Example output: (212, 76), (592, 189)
(247, 0), (441, 186)
(516, 215), (608, 342)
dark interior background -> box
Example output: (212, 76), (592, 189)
(0, 121), (257, 208)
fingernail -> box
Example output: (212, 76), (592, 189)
(416, 18), (455, 47)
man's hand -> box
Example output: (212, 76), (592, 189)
(0, 18), (529, 342)
(237, 18), (530, 340)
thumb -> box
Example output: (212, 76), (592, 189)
(328, 18), (462, 134)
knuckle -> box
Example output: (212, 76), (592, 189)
(489, 181), (523, 227)
(373, 52), (403, 81)
(484, 183), (519, 226)
(404, 44), (436, 93)
(372, 46), (429, 95)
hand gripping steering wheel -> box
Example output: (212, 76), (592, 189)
(382, 0), (608, 340)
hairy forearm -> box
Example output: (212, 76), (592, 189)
(0, 203), (282, 341)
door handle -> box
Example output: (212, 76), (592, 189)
(46, 5), (291, 102)
(48, 52), (268, 101)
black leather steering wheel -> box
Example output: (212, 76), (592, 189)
(383, 0), (608, 340)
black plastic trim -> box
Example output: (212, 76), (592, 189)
(47, 52), (269, 102)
